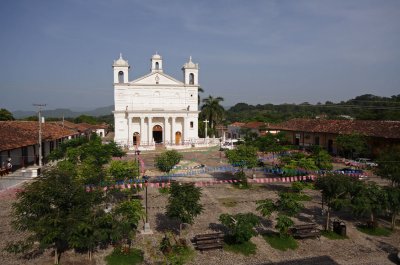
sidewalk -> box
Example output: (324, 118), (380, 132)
(0, 165), (40, 192)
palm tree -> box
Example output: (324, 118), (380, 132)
(198, 87), (204, 106)
(201, 95), (225, 135)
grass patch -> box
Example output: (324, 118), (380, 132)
(321, 230), (348, 240)
(105, 247), (143, 265)
(165, 245), (195, 265)
(223, 241), (257, 256)
(158, 187), (170, 195)
(263, 234), (298, 251)
(218, 198), (238, 207)
(293, 193), (312, 201)
(357, 226), (392, 237)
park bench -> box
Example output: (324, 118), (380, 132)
(289, 223), (320, 239)
(192, 232), (224, 252)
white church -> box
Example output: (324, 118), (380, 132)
(113, 53), (201, 150)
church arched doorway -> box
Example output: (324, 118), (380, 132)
(175, 131), (181, 145)
(133, 132), (140, 146)
(152, 125), (163, 144)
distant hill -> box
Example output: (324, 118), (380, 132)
(13, 105), (114, 119)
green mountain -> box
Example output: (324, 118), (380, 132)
(13, 105), (114, 119)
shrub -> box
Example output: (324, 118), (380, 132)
(219, 213), (260, 244)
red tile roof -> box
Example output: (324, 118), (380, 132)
(243, 121), (267, 129)
(229, 122), (246, 127)
(0, 121), (78, 152)
(268, 119), (400, 139)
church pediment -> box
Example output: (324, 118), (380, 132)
(130, 72), (184, 86)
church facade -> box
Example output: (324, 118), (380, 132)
(113, 53), (200, 149)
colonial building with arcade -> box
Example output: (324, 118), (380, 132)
(113, 53), (200, 149)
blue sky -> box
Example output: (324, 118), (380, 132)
(0, 0), (399, 111)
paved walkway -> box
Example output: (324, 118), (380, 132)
(0, 165), (40, 192)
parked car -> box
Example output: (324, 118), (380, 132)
(334, 168), (367, 179)
(355, 158), (378, 167)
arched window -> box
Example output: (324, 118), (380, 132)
(155, 62), (159, 70)
(118, 71), (124, 83)
(189, 73), (194, 85)
(190, 121), (194, 128)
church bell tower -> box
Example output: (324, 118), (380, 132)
(182, 56), (199, 85)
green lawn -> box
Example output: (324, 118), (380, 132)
(166, 245), (195, 264)
(223, 241), (257, 256)
(105, 247), (143, 265)
(263, 234), (298, 251)
(357, 226), (392, 237)
(321, 230), (349, 240)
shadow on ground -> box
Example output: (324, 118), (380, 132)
(259, 255), (339, 265)
(155, 213), (180, 234)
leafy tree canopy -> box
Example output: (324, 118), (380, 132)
(155, 150), (183, 174)
(225, 145), (258, 170)
(219, 213), (260, 243)
(166, 182), (203, 225)
(0, 108), (15, 120)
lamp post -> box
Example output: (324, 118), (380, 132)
(142, 175), (153, 234)
(33, 104), (46, 167)
(219, 137), (223, 163)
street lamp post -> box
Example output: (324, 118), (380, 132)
(142, 175), (153, 234)
(33, 104), (46, 167)
(219, 138), (222, 163)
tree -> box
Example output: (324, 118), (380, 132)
(257, 192), (303, 236)
(108, 160), (140, 182)
(166, 183), (203, 230)
(350, 182), (387, 226)
(10, 166), (104, 264)
(198, 86), (204, 106)
(275, 215), (294, 236)
(226, 145), (258, 187)
(376, 146), (400, 186)
(226, 145), (258, 171)
(336, 133), (367, 159)
(315, 174), (353, 230)
(155, 150), (183, 174)
(201, 95), (225, 134)
(0, 108), (15, 120)
(385, 186), (400, 229)
(111, 200), (144, 242)
(256, 199), (275, 218)
(253, 132), (286, 154)
(219, 213), (260, 243)
(311, 148), (333, 170)
(74, 115), (98, 125)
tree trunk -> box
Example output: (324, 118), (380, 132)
(325, 207), (330, 231)
(370, 212), (374, 223)
(54, 248), (59, 265)
(391, 212), (397, 230)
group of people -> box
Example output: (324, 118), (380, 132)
(1, 157), (13, 171)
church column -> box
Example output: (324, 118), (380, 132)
(164, 116), (170, 145)
(183, 116), (189, 144)
(140, 116), (144, 145)
(148, 117), (153, 145)
(127, 114), (131, 147)
(171, 117), (175, 145)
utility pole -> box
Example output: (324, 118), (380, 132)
(33, 104), (46, 167)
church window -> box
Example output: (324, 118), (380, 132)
(118, 71), (124, 83)
(155, 62), (159, 70)
(190, 121), (194, 128)
(189, 73), (194, 85)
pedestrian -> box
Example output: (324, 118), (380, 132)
(7, 161), (12, 172)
